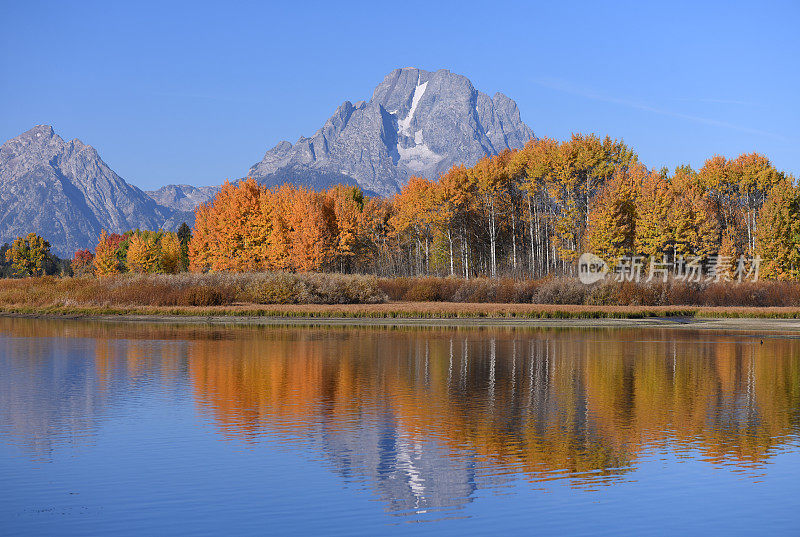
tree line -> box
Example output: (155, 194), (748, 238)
(1, 225), (192, 277)
(3, 133), (797, 280)
(187, 135), (799, 280)
(79, 225), (193, 276)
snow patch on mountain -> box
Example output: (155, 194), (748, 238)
(397, 80), (428, 137)
(396, 80), (441, 173)
(248, 68), (535, 197)
(398, 143), (443, 173)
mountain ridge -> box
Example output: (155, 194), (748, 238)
(1, 68), (534, 255)
(0, 125), (190, 256)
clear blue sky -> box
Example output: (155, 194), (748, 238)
(1, 0), (798, 190)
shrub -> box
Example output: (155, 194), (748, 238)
(533, 278), (588, 305)
(0, 272), (799, 309)
(183, 286), (228, 306)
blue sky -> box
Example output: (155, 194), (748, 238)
(1, 0), (798, 190)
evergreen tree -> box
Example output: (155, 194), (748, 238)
(177, 222), (192, 271)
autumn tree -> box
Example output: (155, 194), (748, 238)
(261, 186), (291, 270)
(328, 185), (367, 272)
(699, 154), (785, 256)
(756, 179), (800, 280)
(360, 197), (394, 274)
(72, 249), (94, 276)
(390, 177), (437, 275)
(160, 232), (182, 274)
(635, 166), (674, 259)
(586, 166), (637, 262)
(126, 231), (162, 274)
(669, 166), (720, 259)
(512, 137), (559, 276)
(435, 165), (474, 276)
(188, 179), (268, 272)
(285, 186), (336, 271)
(5, 233), (51, 277)
(472, 154), (510, 277)
(94, 231), (125, 276)
(189, 202), (214, 272)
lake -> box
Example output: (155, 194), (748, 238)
(1, 318), (799, 536)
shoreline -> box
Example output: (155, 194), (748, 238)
(4, 303), (800, 332)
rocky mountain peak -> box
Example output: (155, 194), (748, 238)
(0, 126), (190, 256)
(248, 68), (534, 197)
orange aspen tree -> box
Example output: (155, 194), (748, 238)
(285, 187), (335, 271)
(189, 202), (214, 272)
(262, 186), (292, 270)
(93, 231), (124, 276)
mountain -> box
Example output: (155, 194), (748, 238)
(0, 69), (533, 255)
(248, 68), (534, 196)
(0, 125), (190, 257)
(146, 184), (220, 212)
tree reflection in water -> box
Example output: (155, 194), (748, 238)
(2, 319), (799, 516)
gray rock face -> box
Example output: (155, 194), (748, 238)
(249, 68), (534, 196)
(146, 184), (220, 212)
(0, 125), (191, 257)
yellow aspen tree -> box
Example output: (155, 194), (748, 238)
(126, 232), (161, 274)
(670, 166), (720, 259)
(160, 232), (182, 274)
(5, 233), (51, 277)
(728, 153), (786, 254)
(390, 176), (436, 275)
(473, 155), (509, 277)
(756, 179), (800, 280)
(328, 185), (365, 272)
(585, 166), (637, 263)
(635, 166), (674, 258)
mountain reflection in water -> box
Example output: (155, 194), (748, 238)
(1, 318), (799, 520)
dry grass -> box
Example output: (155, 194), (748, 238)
(0, 272), (387, 308)
(378, 276), (540, 303)
(3, 301), (800, 320)
(378, 276), (800, 307)
(0, 274), (798, 315)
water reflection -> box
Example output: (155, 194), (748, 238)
(1, 318), (799, 517)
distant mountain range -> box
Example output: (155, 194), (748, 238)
(145, 184), (220, 212)
(0, 68), (534, 256)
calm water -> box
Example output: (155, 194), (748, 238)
(1, 319), (799, 536)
